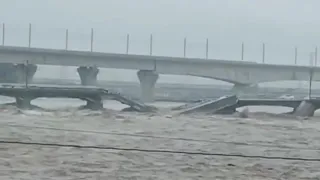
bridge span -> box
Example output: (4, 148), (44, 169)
(0, 84), (153, 112)
(173, 96), (320, 117)
(0, 45), (320, 102)
(236, 99), (320, 116)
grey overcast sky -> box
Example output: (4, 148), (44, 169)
(0, 0), (319, 86)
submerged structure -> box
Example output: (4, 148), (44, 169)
(173, 95), (320, 117)
(0, 84), (154, 112)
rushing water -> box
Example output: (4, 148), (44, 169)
(1, 97), (320, 179)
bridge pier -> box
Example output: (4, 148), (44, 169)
(83, 96), (103, 110)
(14, 64), (37, 83)
(137, 70), (159, 102)
(293, 101), (316, 117)
(77, 66), (99, 86)
(15, 97), (32, 109)
(0, 63), (16, 83)
(0, 63), (37, 83)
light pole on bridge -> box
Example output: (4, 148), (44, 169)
(309, 67), (314, 100)
(241, 42), (244, 60)
(294, 47), (298, 65)
(308, 52), (316, 99)
(90, 28), (94, 52)
(65, 29), (69, 50)
(126, 34), (130, 54)
(149, 34), (153, 56)
(262, 43), (265, 63)
(2, 23), (4, 46)
(315, 46), (318, 66)
(183, 37), (187, 58)
(206, 38), (209, 59)
(28, 23), (32, 48)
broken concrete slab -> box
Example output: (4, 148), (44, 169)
(171, 99), (212, 111)
(173, 95), (238, 115)
(108, 91), (156, 112)
(293, 100), (316, 117)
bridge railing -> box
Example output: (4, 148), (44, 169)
(0, 23), (318, 66)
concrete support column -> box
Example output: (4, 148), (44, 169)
(77, 66), (99, 86)
(15, 96), (32, 109)
(137, 70), (159, 102)
(13, 64), (37, 83)
(293, 101), (316, 117)
(82, 96), (103, 110)
(231, 84), (258, 95)
(0, 63), (16, 83)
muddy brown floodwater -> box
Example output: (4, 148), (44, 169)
(0, 98), (320, 179)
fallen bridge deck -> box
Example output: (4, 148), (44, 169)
(0, 84), (153, 112)
(173, 96), (320, 116)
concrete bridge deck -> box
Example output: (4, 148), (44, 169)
(0, 45), (319, 81)
(1, 45), (320, 102)
(174, 96), (320, 117)
(236, 98), (320, 116)
(0, 84), (153, 112)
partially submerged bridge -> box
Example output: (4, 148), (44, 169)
(0, 84), (318, 117)
(173, 96), (320, 117)
(0, 84), (154, 112)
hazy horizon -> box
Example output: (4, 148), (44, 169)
(1, 0), (320, 87)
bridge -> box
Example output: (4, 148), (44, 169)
(0, 45), (320, 102)
(235, 99), (320, 116)
(173, 96), (320, 117)
(0, 84), (153, 112)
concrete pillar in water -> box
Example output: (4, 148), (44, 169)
(15, 97), (32, 109)
(293, 101), (316, 117)
(231, 84), (258, 95)
(77, 66), (99, 86)
(137, 70), (159, 102)
(82, 96), (103, 110)
(14, 64), (37, 83)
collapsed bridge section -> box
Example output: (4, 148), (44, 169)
(0, 84), (154, 112)
(172, 95), (320, 117)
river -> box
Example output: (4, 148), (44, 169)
(0, 97), (320, 179)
